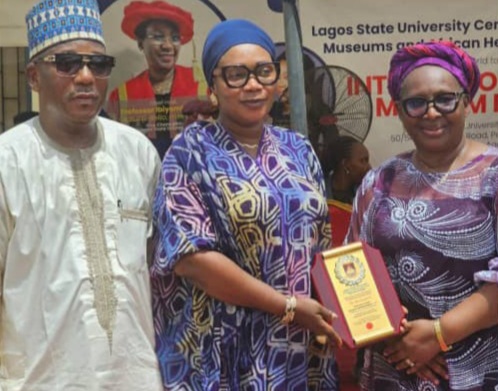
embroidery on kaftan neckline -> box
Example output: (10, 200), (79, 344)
(71, 152), (118, 352)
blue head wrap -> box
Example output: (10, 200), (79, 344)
(202, 19), (276, 86)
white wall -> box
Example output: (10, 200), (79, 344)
(0, 1), (36, 47)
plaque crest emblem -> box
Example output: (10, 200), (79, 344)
(334, 254), (365, 285)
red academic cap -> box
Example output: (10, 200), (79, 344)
(182, 99), (217, 116)
(121, 1), (194, 44)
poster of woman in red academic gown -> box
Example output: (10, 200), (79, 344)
(102, 0), (221, 158)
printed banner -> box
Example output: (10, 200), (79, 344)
(300, 0), (498, 164)
(100, 0), (498, 165)
(100, 0), (284, 158)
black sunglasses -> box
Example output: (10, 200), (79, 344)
(213, 62), (280, 88)
(35, 53), (116, 79)
(400, 91), (466, 118)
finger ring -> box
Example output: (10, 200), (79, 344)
(405, 359), (415, 368)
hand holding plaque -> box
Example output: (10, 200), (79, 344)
(311, 241), (404, 349)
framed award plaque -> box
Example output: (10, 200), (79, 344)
(311, 241), (404, 349)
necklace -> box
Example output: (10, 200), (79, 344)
(237, 141), (259, 149)
(413, 146), (466, 184)
(152, 73), (174, 95)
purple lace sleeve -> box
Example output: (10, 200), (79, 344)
(474, 257), (498, 284)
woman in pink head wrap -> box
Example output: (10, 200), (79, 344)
(346, 41), (498, 390)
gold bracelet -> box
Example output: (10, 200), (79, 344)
(434, 318), (452, 352)
(281, 295), (297, 325)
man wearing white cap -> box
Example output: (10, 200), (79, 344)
(0, 0), (162, 389)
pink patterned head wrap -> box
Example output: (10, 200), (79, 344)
(387, 41), (480, 101)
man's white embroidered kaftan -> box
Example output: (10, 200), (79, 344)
(0, 117), (162, 390)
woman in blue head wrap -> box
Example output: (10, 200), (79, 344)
(151, 19), (340, 390)
(345, 41), (498, 390)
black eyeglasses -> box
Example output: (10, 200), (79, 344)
(213, 62), (280, 88)
(35, 53), (116, 79)
(400, 91), (466, 118)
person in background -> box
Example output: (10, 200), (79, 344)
(13, 110), (38, 125)
(270, 53), (338, 158)
(181, 98), (218, 127)
(107, 0), (202, 158)
(269, 53), (291, 128)
(347, 41), (498, 390)
(322, 135), (371, 205)
(320, 135), (371, 388)
(0, 0), (162, 389)
(151, 19), (341, 390)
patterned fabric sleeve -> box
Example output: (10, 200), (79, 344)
(304, 137), (332, 252)
(474, 258), (498, 284)
(474, 183), (498, 284)
(152, 138), (217, 276)
(345, 168), (377, 243)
